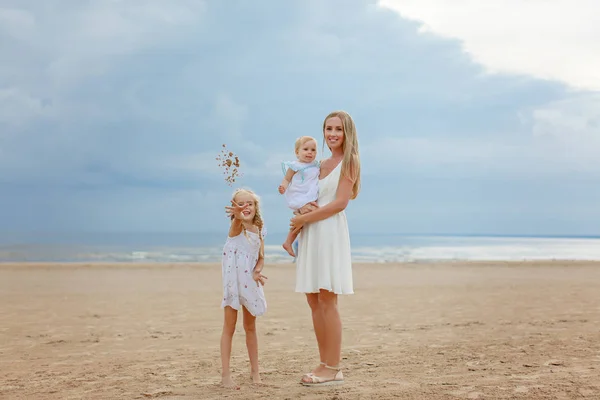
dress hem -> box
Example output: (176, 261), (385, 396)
(221, 303), (266, 317)
(295, 286), (354, 295)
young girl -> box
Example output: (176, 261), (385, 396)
(221, 188), (268, 389)
(278, 136), (319, 257)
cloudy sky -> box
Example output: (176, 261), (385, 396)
(2, 0), (600, 238)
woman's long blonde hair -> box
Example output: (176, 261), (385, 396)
(322, 110), (361, 199)
(231, 188), (265, 258)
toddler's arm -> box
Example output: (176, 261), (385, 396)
(278, 168), (296, 194)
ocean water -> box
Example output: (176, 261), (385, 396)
(1, 232), (600, 263)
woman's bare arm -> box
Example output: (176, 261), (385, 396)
(297, 202), (319, 214)
(297, 176), (353, 224)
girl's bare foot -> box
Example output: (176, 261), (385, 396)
(282, 242), (295, 257)
(250, 371), (262, 384)
(221, 375), (240, 389)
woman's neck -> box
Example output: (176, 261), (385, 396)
(330, 148), (344, 160)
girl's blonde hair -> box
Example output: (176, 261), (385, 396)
(294, 136), (318, 154)
(322, 110), (361, 199)
(231, 188), (265, 258)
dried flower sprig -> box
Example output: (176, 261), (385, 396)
(216, 144), (242, 186)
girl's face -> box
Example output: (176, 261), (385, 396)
(234, 193), (256, 222)
(296, 139), (317, 163)
(324, 116), (344, 151)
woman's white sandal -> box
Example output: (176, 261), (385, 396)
(301, 364), (344, 387)
(300, 362), (326, 381)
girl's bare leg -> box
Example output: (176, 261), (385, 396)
(305, 293), (327, 375)
(302, 290), (341, 382)
(242, 306), (261, 383)
(220, 306), (239, 388)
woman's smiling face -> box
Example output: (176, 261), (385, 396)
(324, 116), (344, 151)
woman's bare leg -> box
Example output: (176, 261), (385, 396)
(305, 293), (327, 374)
(302, 290), (341, 382)
(242, 306), (261, 383)
(319, 290), (341, 367)
(220, 306), (239, 388)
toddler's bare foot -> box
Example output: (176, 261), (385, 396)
(250, 371), (262, 384)
(221, 375), (240, 389)
(282, 242), (295, 257)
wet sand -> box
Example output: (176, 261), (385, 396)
(1, 261), (599, 399)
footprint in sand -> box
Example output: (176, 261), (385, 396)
(45, 339), (67, 345)
(448, 387), (475, 397)
(467, 392), (484, 399)
(515, 386), (529, 394)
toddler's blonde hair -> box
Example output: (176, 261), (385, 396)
(294, 136), (318, 154)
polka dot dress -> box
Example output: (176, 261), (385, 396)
(221, 229), (267, 316)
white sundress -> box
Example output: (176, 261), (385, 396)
(221, 229), (267, 317)
(281, 160), (320, 210)
(295, 161), (353, 294)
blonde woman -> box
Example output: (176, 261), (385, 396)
(290, 110), (361, 386)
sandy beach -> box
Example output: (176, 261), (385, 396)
(1, 261), (599, 399)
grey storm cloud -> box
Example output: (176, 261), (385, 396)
(1, 0), (599, 235)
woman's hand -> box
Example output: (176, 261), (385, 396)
(225, 200), (248, 220)
(252, 269), (268, 286)
(298, 201), (319, 215)
(290, 214), (306, 234)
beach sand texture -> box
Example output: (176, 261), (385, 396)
(1, 261), (599, 399)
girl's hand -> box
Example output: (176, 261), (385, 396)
(290, 214), (305, 234)
(278, 185), (286, 194)
(252, 269), (267, 286)
(225, 200), (248, 220)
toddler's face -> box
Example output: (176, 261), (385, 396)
(234, 193), (256, 222)
(296, 139), (317, 163)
